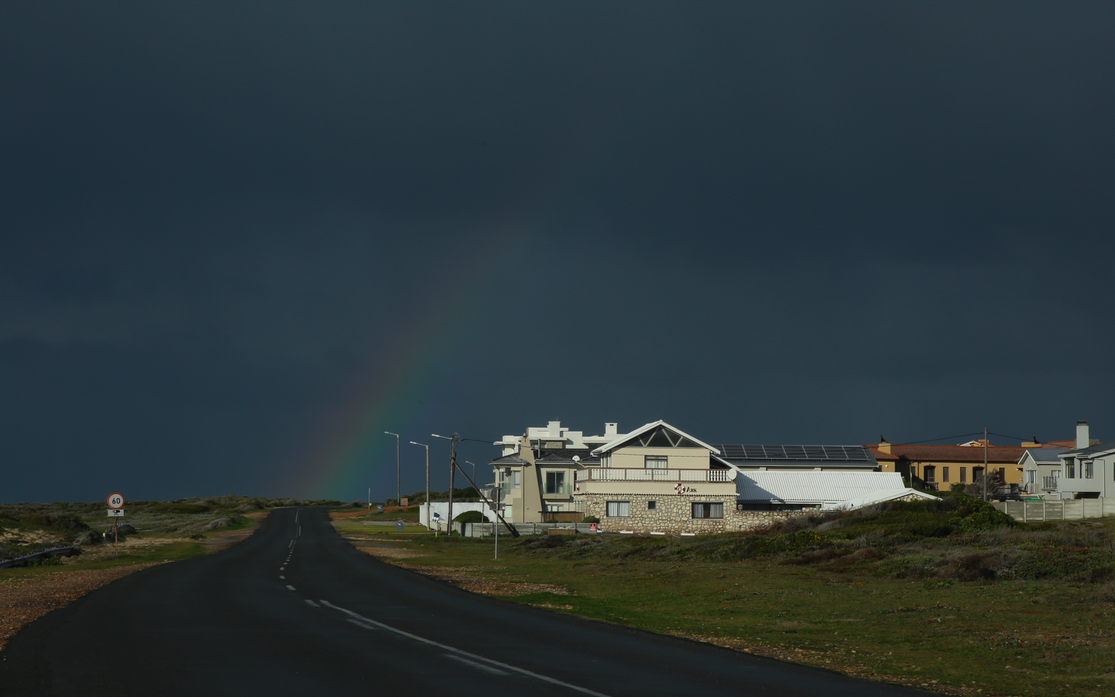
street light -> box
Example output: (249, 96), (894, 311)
(432, 433), (459, 534)
(384, 431), (400, 506)
(410, 441), (430, 530)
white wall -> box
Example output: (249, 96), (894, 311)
(420, 502), (498, 528)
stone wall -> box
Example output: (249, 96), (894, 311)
(580, 493), (814, 534)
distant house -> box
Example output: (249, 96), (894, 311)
(1018, 448), (1067, 499)
(872, 439), (1045, 490)
(1056, 422), (1113, 500)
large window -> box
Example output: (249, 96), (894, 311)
(606, 501), (630, 517)
(1085, 461), (1094, 479)
(941, 467), (950, 483)
(692, 502), (723, 519)
(645, 455), (668, 469)
(545, 471), (568, 495)
(1066, 459), (1076, 478)
(960, 467), (967, 483)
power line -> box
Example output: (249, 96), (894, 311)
(890, 432), (985, 445)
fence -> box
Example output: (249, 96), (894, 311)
(458, 522), (598, 538)
(992, 498), (1115, 522)
(581, 468), (730, 482)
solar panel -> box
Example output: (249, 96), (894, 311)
(721, 444), (747, 458)
(843, 446), (870, 461)
(783, 445), (808, 459)
(723, 444), (875, 462)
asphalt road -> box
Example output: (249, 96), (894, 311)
(1, 508), (925, 696)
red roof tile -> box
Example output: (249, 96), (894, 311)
(887, 444), (1030, 464)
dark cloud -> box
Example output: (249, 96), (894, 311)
(3, 2), (1113, 501)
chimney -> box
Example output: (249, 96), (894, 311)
(548, 420), (562, 438)
(1076, 421), (1090, 450)
(605, 423), (618, 436)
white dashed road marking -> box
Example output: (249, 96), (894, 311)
(286, 585), (296, 591)
(320, 601), (611, 697)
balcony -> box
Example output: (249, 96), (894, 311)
(581, 468), (731, 483)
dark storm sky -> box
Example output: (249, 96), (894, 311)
(3, 2), (1113, 503)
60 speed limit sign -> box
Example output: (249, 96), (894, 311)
(107, 493), (125, 509)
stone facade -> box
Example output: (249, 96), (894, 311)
(580, 493), (815, 534)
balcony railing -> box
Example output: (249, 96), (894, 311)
(581, 468), (731, 483)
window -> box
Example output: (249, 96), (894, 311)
(1027, 470), (1036, 484)
(692, 502), (723, 519)
(647, 500), (656, 510)
(511, 470), (521, 488)
(960, 467), (967, 483)
(606, 501), (630, 517)
(645, 455), (668, 469)
(1066, 459), (1076, 478)
(1085, 461), (1094, 479)
(545, 471), (567, 494)
(942, 467), (949, 483)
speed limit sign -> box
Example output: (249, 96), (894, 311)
(107, 493), (125, 509)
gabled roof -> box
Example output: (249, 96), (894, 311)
(1061, 442), (1115, 458)
(1018, 448), (1068, 466)
(489, 453), (531, 466)
(590, 420), (721, 456)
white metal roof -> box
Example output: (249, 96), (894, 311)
(735, 471), (925, 505)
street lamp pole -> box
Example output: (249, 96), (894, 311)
(384, 431), (400, 506)
(432, 433), (459, 534)
(410, 441), (430, 529)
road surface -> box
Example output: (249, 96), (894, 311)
(1, 508), (923, 696)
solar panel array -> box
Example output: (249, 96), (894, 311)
(717, 445), (871, 461)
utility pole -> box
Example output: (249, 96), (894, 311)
(983, 426), (989, 501)
(432, 433), (460, 534)
(410, 441), (430, 529)
(384, 431), (400, 506)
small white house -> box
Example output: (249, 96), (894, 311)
(1057, 422), (1113, 499)
(1018, 448), (1067, 499)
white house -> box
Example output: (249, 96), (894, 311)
(1057, 422), (1113, 499)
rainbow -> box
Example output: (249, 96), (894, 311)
(287, 226), (537, 500)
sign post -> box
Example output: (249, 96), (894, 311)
(490, 487), (504, 560)
(107, 493), (125, 557)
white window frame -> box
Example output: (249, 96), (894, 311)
(645, 455), (668, 469)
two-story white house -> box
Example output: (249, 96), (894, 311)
(1057, 422), (1114, 499)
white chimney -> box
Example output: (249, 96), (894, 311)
(605, 422), (618, 436)
(548, 420), (562, 438)
(1076, 421), (1090, 450)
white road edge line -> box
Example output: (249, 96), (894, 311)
(305, 599), (319, 607)
(286, 585), (296, 590)
(442, 653), (509, 675)
(320, 600), (611, 697)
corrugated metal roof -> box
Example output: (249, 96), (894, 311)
(735, 471), (908, 504)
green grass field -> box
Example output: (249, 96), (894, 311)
(351, 497), (1115, 697)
